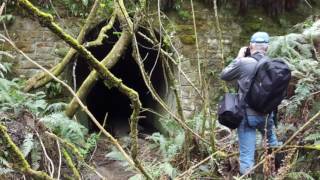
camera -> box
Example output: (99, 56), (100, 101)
(244, 47), (251, 57)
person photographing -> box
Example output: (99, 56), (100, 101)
(220, 32), (291, 175)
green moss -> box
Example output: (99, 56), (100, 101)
(179, 35), (196, 45)
(175, 25), (194, 34)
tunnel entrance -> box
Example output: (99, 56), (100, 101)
(74, 20), (166, 136)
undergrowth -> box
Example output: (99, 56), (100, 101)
(0, 59), (99, 177)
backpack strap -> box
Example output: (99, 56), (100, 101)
(240, 53), (267, 102)
(240, 53), (269, 121)
(250, 52), (264, 62)
(248, 53), (276, 118)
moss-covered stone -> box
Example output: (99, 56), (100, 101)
(179, 35), (196, 45)
(176, 25), (194, 34)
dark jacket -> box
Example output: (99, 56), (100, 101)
(220, 52), (265, 115)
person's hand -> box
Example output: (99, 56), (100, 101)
(237, 46), (248, 58)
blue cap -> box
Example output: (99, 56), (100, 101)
(250, 32), (269, 43)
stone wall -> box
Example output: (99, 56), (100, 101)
(0, 16), (79, 77)
(168, 2), (242, 116)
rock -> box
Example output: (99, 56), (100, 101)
(179, 35), (196, 45)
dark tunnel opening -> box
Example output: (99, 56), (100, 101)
(75, 19), (166, 136)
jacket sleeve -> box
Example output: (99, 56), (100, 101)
(220, 58), (242, 81)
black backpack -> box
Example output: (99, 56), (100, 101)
(245, 53), (291, 114)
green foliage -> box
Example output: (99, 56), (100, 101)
(45, 81), (63, 98)
(177, 9), (191, 21)
(44, 102), (67, 114)
(0, 78), (48, 116)
(57, 0), (114, 17)
(268, 32), (320, 117)
(0, 62), (12, 78)
(0, 14), (15, 25)
(0, 167), (14, 175)
(20, 133), (34, 158)
(174, 1), (191, 21)
(147, 132), (184, 160)
(105, 147), (130, 167)
(40, 112), (88, 146)
(30, 141), (42, 170)
(286, 171), (315, 180)
(79, 133), (100, 157)
(58, 0), (93, 17)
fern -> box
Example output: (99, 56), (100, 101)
(0, 167), (14, 175)
(20, 133), (34, 158)
(40, 113), (88, 146)
(44, 102), (67, 114)
(0, 156), (14, 175)
(305, 133), (320, 142)
(30, 141), (41, 170)
(105, 147), (130, 167)
(0, 78), (48, 115)
(129, 174), (144, 180)
(286, 171), (315, 180)
(268, 24), (320, 117)
(79, 133), (100, 157)
(147, 131), (184, 160)
(0, 156), (10, 168)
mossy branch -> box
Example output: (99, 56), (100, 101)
(24, 0), (101, 92)
(62, 148), (81, 179)
(65, 10), (131, 117)
(0, 124), (53, 180)
(85, 12), (117, 47)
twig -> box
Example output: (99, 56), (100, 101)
(89, 112), (108, 162)
(213, 0), (228, 93)
(148, 0), (161, 79)
(56, 140), (62, 180)
(35, 130), (55, 178)
(0, 2), (5, 16)
(304, 0), (312, 8)
(175, 152), (215, 179)
(190, 0), (202, 88)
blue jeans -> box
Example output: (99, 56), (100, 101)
(237, 114), (279, 175)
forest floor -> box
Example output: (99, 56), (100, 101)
(86, 137), (135, 180)
(84, 134), (162, 180)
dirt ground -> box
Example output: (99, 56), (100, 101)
(85, 137), (136, 180)
(83, 131), (162, 180)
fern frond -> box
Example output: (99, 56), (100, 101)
(305, 132), (320, 142)
(0, 156), (9, 167)
(40, 113), (88, 145)
(31, 141), (41, 170)
(286, 171), (315, 180)
(44, 102), (67, 114)
(0, 167), (14, 175)
(20, 133), (34, 158)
